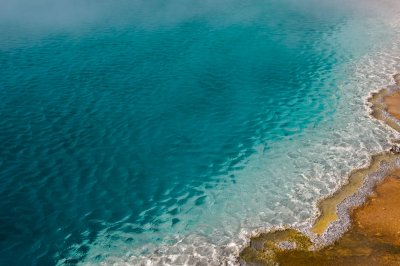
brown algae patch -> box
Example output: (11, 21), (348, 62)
(240, 229), (312, 265)
(239, 74), (400, 265)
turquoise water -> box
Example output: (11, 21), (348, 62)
(1, 0), (399, 265)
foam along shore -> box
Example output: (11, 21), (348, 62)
(240, 74), (400, 265)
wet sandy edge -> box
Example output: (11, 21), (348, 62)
(239, 74), (400, 265)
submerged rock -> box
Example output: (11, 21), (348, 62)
(390, 145), (400, 154)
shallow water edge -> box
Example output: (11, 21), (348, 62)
(239, 74), (400, 265)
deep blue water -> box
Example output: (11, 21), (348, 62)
(0, 0), (389, 264)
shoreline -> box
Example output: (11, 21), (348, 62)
(240, 74), (400, 265)
(242, 170), (400, 265)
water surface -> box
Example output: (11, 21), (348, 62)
(0, 0), (399, 264)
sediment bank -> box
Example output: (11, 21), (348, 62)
(240, 74), (400, 265)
